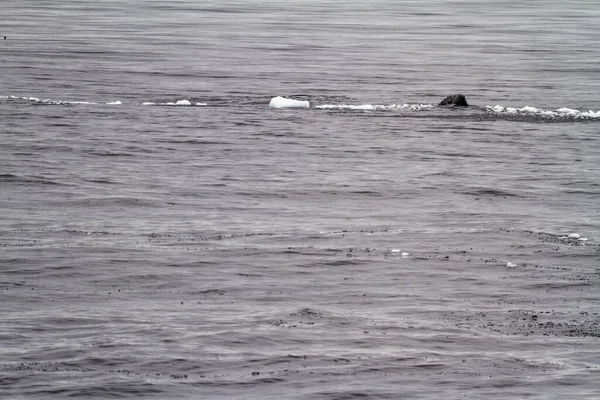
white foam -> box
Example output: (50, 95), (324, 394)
(520, 106), (540, 113)
(316, 103), (434, 111)
(506, 262), (518, 268)
(106, 101), (122, 105)
(487, 104), (600, 119)
(166, 100), (192, 106)
(31, 98), (95, 105)
(269, 96), (310, 109)
(390, 249), (401, 253)
(143, 100), (206, 106)
(568, 233), (581, 239)
(581, 110), (600, 118)
(556, 107), (580, 116)
(316, 104), (373, 110)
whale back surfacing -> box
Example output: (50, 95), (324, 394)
(439, 94), (468, 107)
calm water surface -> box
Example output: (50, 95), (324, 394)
(1, 1), (599, 399)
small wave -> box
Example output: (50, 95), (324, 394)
(464, 187), (522, 198)
(0, 173), (67, 186)
(486, 105), (600, 119)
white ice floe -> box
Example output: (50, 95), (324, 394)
(142, 102), (155, 106)
(390, 249), (401, 253)
(487, 104), (600, 119)
(506, 262), (518, 268)
(568, 233), (581, 239)
(106, 101), (122, 105)
(196, 102), (207, 106)
(401, 252), (410, 257)
(269, 96), (310, 109)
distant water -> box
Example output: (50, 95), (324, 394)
(1, 1), (599, 399)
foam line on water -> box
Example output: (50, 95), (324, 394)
(143, 100), (207, 106)
(487, 105), (600, 119)
(0, 95), (208, 107)
(1, 94), (599, 119)
(315, 103), (435, 111)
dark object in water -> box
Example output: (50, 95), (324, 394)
(439, 94), (468, 107)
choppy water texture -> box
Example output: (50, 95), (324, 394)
(1, 1), (600, 399)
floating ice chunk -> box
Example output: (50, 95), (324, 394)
(506, 262), (518, 268)
(142, 102), (155, 106)
(390, 249), (401, 253)
(579, 237), (588, 241)
(195, 102), (207, 106)
(568, 233), (581, 239)
(106, 101), (122, 105)
(401, 252), (410, 257)
(269, 96), (309, 109)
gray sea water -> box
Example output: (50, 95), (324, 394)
(1, 1), (600, 399)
